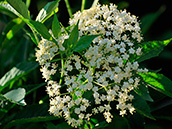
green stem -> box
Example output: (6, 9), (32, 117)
(59, 54), (64, 85)
(64, 0), (73, 18)
(81, 0), (86, 12)
(93, 81), (108, 91)
(30, 26), (39, 45)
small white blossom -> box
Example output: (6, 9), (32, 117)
(35, 3), (146, 128)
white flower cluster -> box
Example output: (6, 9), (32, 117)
(35, 3), (148, 128)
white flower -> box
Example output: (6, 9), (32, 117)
(74, 108), (80, 114)
(35, 3), (146, 128)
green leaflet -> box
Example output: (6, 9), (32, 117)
(130, 38), (172, 63)
(0, 61), (38, 92)
(3, 104), (58, 129)
(28, 20), (51, 40)
(2, 18), (25, 47)
(52, 12), (61, 39)
(23, 29), (38, 45)
(134, 83), (153, 102)
(46, 122), (72, 129)
(6, 0), (30, 19)
(138, 72), (172, 98)
(36, 0), (60, 23)
(63, 22), (79, 51)
(132, 92), (155, 120)
(140, 6), (165, 34)
(3, 88), (26, 106)
(0, 1), (16, 18)
(68, 22), (79, 47)
(73, 35), (100, 52)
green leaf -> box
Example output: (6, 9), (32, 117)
(0, 61), (38, 92)
(2, 18), (25, 47)
(134, 83), (153, 102)
(0, 1), (16, 18)
(63, 22), (79, 51)
(6, 0), (30, 19)
(73, 35), (100, 52)
(140, 6), (165, 34)
(132, 38), (172, 63)
(3, 104), (59, 129)
(46, 122), (72, 129)
(138, 72), (172, 98)
(68, 22), (79, 47)
(132, 92), (155, 120)
(3, 88), (26, 106)
(28, 20), (51, 40)
(23, 28), (38, 45)
(52, 12), (61, 39)
(24, 83), (46, 95)
(36, 0), (60, 23)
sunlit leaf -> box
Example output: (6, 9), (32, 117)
(2, 18), (25, 47)
(0, 1), (19, 18)
(0, 61), (38, 92)
(3, 88), (26, 106)
(130, 38), (172, 63)
(138, 72), (172, 98)
(36, 0), (60, 23)
(7, 0), (30, 19)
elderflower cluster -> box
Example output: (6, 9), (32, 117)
(35, 3), (148, 128)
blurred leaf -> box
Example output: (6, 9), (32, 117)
(73, 35), (100, 52)
(2, 18), (25, 47)
(159, 50), (172, 60)
(52, 12), (61, 39)
(155, 116), (172, 122)
(138, 72), (172, 98)
(0, 61), (38, 92)
(117, 1), (129, 10)
(6, 0), (30, 19)
(3, 88), (26, 106)
(131, 38), (172, 63)
(36, 0), (60, 23)
(140, 6), (165, 34)
(26, 0), (31, 8)
(84, 123), (90, 129)
(46, 122), (72, 129)
(90, 118), (98, 124)
(3, 104), (59, 129)
(25, 83), (46, 95)
(132, 92), (155, 120)
(94, 121), (107, 129)
(28, 20), (51, 40)
(128, 113), (145, 129)
(2, 17), (21, 35)
(24, 28), (38, 45)
(134, 83), (154, 102)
